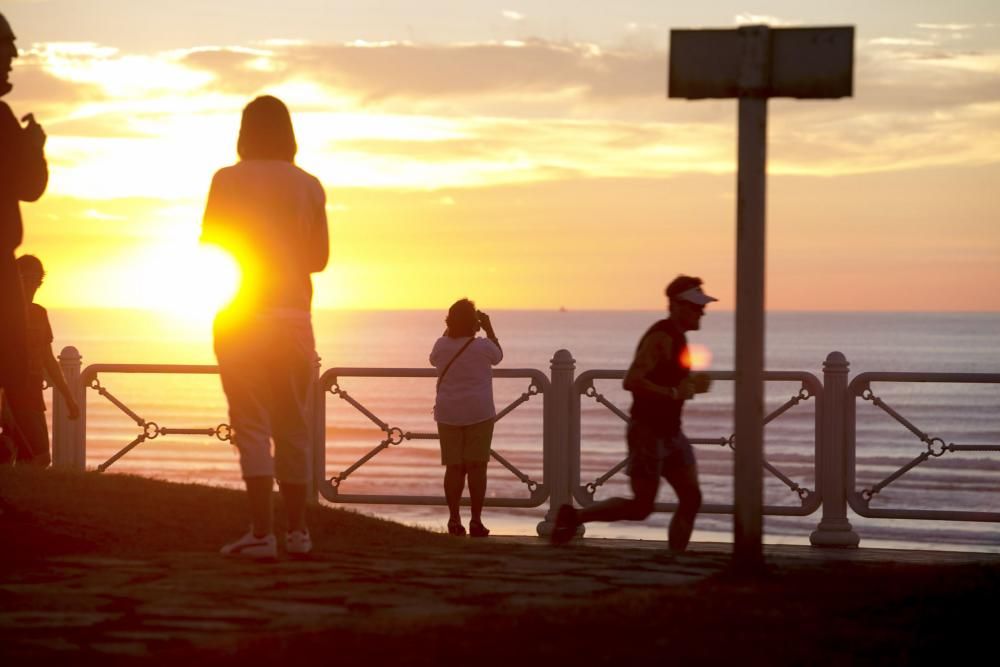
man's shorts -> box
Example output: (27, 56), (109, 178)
(626, 422), (695, 479)
(437, 419), (494, 465)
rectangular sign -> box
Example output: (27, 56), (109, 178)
(669, 26), (854, 99)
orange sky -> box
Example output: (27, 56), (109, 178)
(5, 2), (999, 314)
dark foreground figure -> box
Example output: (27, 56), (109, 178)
(0, 255), (79, 465)
(552, 275), (716, 552)
(0, 13), (48, 427)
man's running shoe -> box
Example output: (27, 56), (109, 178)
(549, 504), (578, 545)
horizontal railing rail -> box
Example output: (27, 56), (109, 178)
(572, 369), (823, 516)
(847, 371), (1000, 522)
(78, 363), (231, 473)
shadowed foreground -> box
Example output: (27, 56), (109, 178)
(1, 468), (997, 665)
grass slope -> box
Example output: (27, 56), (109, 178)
(1, 467), (997, 666)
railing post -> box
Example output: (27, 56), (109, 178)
(52, 346), (85, 470)
(810, 351), (860, 547)
(537, 349), (575, 536)
(307, 353), (323, 506)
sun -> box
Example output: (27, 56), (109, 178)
(135, 241), (241, 324)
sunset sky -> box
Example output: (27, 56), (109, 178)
(5, 0), (999, 313)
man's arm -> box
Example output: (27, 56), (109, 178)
(16, 112), (47, 202)
(0, 103), (46, 203)
(623, 332), (705, 400)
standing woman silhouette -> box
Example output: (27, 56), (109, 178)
(202, 96), (329, 559)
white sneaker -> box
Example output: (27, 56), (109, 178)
(286, 529), (313, 555)
(220, 529), (277, 560)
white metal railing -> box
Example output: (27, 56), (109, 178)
(318, 366), (550, 508)
(847, 371), (1000, 522)
(49, 347), (1000, 546)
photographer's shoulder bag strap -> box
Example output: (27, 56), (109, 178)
(436, 337), (475, 390)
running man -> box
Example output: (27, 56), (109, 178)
(551, 275), (716, 552)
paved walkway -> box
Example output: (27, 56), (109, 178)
(2, 536), (996, 661)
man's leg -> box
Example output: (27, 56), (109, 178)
(576, 474), (658, 524)
(20, 409), (51, 467)
(0, 399), (30, 464)
(552, 424), (662, 544)
(663, 463), (702, 553)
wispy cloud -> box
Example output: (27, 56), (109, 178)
(733, 13), (802, 27)
(916, 23), (975, 31)
(869, 37), (936, 47)
(502, 10), (524, 22)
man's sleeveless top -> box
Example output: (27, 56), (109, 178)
(629, 319), (689, 436)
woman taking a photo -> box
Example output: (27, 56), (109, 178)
(430, 299), (502, 537)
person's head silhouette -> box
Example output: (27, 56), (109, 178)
(0, 13), (17, 98)
(445, 298), (480, 338)
(16, 254), (44, 301)
(237, 95), (297, 162)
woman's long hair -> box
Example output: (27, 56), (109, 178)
(237, 95), (297, 162)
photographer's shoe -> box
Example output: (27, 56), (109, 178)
(447, 519), (466, 536)
(469, 519), (490, 538)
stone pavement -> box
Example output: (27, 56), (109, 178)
(2, 535), (997, 662)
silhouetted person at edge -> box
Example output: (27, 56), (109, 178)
(430, 299), (502, 537)
(0, 13), (48, 440)
(202, 96), (329, 560)
(551, 275), (716, 553)
(0, 255), (80, 465)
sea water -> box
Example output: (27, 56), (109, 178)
(45, 309), (1000, 552)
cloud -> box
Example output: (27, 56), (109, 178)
(304, 40), (661, 101)
(502, 10), (524, 22)
(11, 34), (1000, 195)
(180, 47), (287, 92)
(733, 14), (802, 27)
(869, 37), (936, 47)
(916, 23), (975, 31)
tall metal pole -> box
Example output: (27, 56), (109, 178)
(733, 95), (767, 569)
(732, 26), (770, 569)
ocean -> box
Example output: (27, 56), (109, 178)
(44, 308), (1000, 552)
